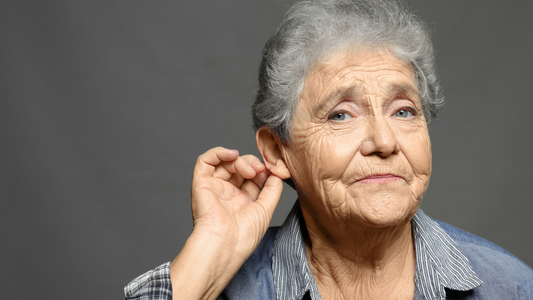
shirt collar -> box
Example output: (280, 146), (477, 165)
(272, 201), (483, 300)
(412, 210), (483, 299)
(272, 202), (322, 300)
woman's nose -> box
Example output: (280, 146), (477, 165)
(359, 116), (400, 157)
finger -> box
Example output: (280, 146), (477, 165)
(212, 159), (250, 183)
(227, 172), (245, 188)
(242, 165), (269, 189)
(255, 175), (284, 218)
(211, 156), (261, 187)
(241, 166), (270, 199)
(240, 155), (266, 174)
(212, 163), (233, 181)
(233, 156), (259, 179)
(241, 179), (260, 200)
(215, 155), (260, 181)
(195, 147), (239, 178)
(250, 168), (270, 190)
(212, 164), (247, 186)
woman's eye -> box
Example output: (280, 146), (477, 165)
(394, 109), (414, 118)
(331, 112), (352, 121)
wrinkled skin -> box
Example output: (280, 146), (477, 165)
(282, 48), (432, 232)
(268, 48), (433, 299)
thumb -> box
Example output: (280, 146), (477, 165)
(255, 175), (284, 219)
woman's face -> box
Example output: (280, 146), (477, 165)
(282, 49), (432, 228)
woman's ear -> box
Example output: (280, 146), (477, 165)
(256, 127), (291, 180)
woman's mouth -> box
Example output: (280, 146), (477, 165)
(355, 174), (403, 184)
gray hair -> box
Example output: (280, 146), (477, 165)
(251, 0), (444, 142)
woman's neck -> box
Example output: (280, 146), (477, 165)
(300, 205), (416, 300)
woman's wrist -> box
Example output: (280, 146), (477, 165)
(169, 229), (246, 300)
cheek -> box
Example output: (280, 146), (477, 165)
(283, 123), (319, 186)
(401, 130), (432, 185)
(286, 124), (362, 188)
(320, 132), (362, 178)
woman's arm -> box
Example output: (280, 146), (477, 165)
(168, 147), (283, 300)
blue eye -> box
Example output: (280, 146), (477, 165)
(331, 112), (352, 121)
(394, 109), (414, 118)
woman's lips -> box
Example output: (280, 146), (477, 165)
(355, 174), (403, 184)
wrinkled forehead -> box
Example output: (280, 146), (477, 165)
(297, 47), (419, 112)
(310, 45), (416, 82)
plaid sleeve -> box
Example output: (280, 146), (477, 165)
(124, 262), (172, 300)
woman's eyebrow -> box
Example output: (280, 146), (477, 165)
(311, 82), (418, 114)
(311, 85), (363, 116)
(384, 82), (420, 99)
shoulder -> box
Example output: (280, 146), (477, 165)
(218, 227), (280, 300)
(436, 220), (533, 298)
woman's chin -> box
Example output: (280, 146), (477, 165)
(355, 211), (413, 229)
(346, 194), (419, 229)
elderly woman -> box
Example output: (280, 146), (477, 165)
(125, 0), (533, 299)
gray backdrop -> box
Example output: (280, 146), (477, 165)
(1, 1), (532, 298)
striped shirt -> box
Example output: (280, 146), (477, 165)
(125, 202), (486, 300)
(272, 203), (483, 300)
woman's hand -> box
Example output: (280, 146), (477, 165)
(170, 147), (284, 300)
(191, 147), (283, 257)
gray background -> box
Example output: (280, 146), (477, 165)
(1, 0), (532, 298)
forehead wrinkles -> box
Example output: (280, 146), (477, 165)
(297, 51), (417, 119)
(332, 59), (413, 94)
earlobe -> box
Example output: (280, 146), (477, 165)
(256, 128), (292, 180)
